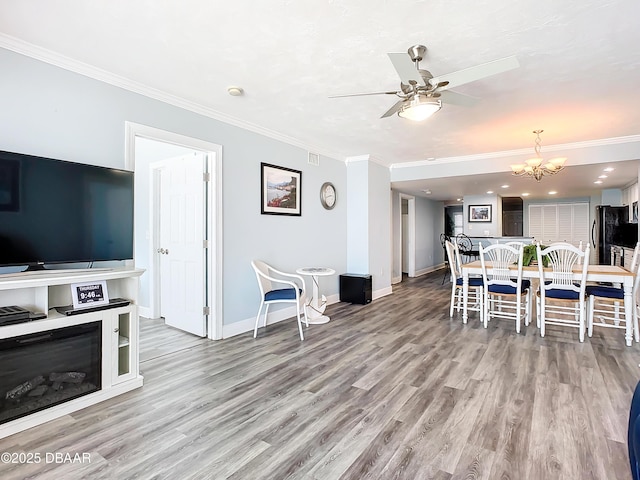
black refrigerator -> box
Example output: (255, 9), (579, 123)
(591, 205), (629, 264)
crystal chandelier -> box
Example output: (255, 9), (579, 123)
(510, 130), (567, 181)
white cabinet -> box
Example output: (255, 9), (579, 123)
(0, 268), (144, 439)
(528, 203), (589, 246)
(111, 306), (138, 384)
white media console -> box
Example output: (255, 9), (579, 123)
(0, 268), (144, 439)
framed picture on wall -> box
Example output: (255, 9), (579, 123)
(469, 204), (492, 222)
(261, 163), (302, 216)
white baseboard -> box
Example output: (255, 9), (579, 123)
(373, 286), (393, 300)
(392, 275), (402, 284)
(138, 305), (152, 318)
(415, 263), (445, 277)
(223, 294), (340, 339)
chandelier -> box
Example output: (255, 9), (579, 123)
(510, 130), (566, 181)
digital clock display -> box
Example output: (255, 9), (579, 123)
(76, 284), (104, 304)
(71, 280), (110, 310)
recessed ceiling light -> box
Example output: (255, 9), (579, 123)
(549, 191), (557, 195)
(603, 167), (614, 172)
(501, 185), (509, 188)
(487, 190), (494, 194)
(422, 189), (432, 194)
(227, 86), (244, 96)
(594, 180), (603, 184)
(522, 193), (530, 197)
(426, 157), (436, 161)
(457, 198), (462, 202)
(598, 175), (608, 179)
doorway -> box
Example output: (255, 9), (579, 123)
(502, 197), (524, 236)
(125, 122), (223, 340)
(152, 153), (208, 336)
(399, 194), (416, 279)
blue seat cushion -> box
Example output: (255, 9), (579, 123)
(544, 288), (579, 300)
(265, 288), (301, 301)
(542, 280), (581, 300)
(456, 277), (484, 287)
(586, 285), (624, 299)
(488, 279), (530, 294)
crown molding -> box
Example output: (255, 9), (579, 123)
(390, 134), (640, 169)
(0, 34), (345, 163)
(345, 154), (390, 169)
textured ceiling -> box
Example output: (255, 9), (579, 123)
(1, 0), (639, 199)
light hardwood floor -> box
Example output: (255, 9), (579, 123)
(0, 271), (638, 479)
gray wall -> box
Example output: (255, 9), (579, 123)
(415, 196), (445, 271)
(391, 191), (444, 279)
(0, 47), (348, 326)
(367, 161), (391, 291)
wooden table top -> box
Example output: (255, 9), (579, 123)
(462, 260), (635, 277)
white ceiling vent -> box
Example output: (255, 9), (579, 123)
(308, 152), (319, 166)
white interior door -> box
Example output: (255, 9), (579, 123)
(158, 152), (207, 336)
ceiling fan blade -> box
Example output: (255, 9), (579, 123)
(381, 99), (407, 118)
(430, 55), (519, 90)
(388, 53), (426, 86)
(439, 90), (481, 107)
(328, 91), (399, 98)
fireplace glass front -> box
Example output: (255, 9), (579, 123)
(0, 321), (102, 425)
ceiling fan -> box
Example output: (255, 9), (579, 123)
(330, 45), (520, 120)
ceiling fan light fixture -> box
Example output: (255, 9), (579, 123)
(397, 95), (441, 121)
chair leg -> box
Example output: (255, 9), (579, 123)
(579, 300), (585, 342)
(450, 284), (456, 317)
(301, 302), (309, 328)
(263, 304), (270, 328)
(296, 307), (304, 341)
(540, 298), (546, 337)
(254, 301), (264, 338)
(614, 301), (621, 326)
(483, 291), (489, 328)
(587, 295), (595, 338)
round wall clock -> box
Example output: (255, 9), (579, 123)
(320, 182), (336, 210)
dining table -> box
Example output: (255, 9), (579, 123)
(460, 260), (637, 346)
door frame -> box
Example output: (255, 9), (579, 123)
(125, 122), (223, 340)
(399, 193), (416, 278)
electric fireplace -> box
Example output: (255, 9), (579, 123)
(0, 322), (101, 425)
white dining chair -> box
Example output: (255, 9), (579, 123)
(445, 240), (483, 322)
(587, 241), (640, 343)
(251, 260), (308, 340)
(479, 242), (531, 333)
(536, 242), (590, 341)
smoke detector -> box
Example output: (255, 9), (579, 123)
(227, 86), (244, 96)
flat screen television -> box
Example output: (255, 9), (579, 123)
(0, 150), (134, 271)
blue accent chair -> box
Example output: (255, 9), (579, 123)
(251, 260), (308, 340)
